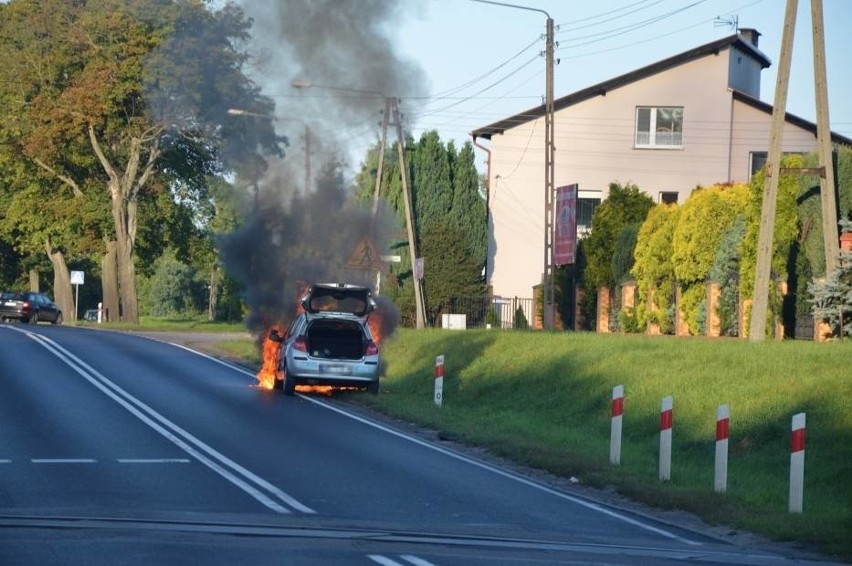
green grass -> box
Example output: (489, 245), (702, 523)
(76, 315), (248, 333)
(346, 330), (852, 561)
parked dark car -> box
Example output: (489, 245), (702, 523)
(0, 291), (63, 325)
(271, 283), (380, 395)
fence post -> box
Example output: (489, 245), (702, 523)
(610, 385), (624, 465)
(715, 404), (729, 493)
(659, 396), (673, 481)
(789, 412), (806, 513)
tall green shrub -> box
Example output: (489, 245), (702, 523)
(632, 204), (680, 334)
(583, 182), (654, 292)
(673, 183), (749, 334)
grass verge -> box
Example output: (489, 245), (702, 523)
(349, 329), (852, 561)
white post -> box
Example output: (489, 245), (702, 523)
(789, 412), (806, 513)
(659, 396), (673, 481)
(610, 385), (624, 465)
(715, 404), (730, 493)
(97, 302), (103, 323)
(434, 355), (444, 407)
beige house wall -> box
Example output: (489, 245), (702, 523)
(487, 47), (826, 301)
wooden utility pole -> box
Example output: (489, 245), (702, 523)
(751, 0), (839, 341)
(391, 99), (426, 329)
(750, 0), (798, 342)
(811, 0), (840, 275)
(372, 98), (391, 218)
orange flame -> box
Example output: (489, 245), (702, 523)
(257, 324), (285, 390)
(367, 310), (383, 346)
(256, 281), (311, 390)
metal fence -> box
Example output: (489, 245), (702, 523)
(439, 296), (536, 330)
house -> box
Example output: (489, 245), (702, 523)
(471, 29), (852, 303)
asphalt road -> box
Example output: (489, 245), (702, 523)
(0, 324), (840, 565)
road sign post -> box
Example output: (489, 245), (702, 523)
(70, 270), (85, 321)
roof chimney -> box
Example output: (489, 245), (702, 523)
(738, 28), (761, 48)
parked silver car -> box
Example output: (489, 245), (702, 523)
(271, 283), (381, 395)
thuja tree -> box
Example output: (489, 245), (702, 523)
(632, 204), (680, 334)
(672, 183), (749, 334)
(809, 219), (852, 337)
(739, 155), (802, 336)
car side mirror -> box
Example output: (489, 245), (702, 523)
(269, 329), (283, 342)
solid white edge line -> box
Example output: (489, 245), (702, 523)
(117, 459), (191, 464)
(300, 395), (702, 547)
(12, 327), (311, 515)
(31, 459), (97, 464)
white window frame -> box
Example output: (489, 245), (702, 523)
(635, 106), (684, 149)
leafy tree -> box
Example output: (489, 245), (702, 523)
(0, 0), (281, 324)
(141, 248), (201, 317)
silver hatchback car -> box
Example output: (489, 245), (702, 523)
(271, 283), (381, 395)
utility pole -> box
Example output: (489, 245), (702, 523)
(391, 99), (426, 328)
(471, 0), (556, 330)
(811, 0), (840, 275)
(750, 0), (797, 342)
(372, 98), (391, 218)
(543, 15), (556, 330)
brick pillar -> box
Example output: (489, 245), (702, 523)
(597, 287), (610, 333)
(706, 281), (721, 337)
(621, 280), (636, 310)
(675, 287), (690, 336)
(775, 280), (787, 340)
(646, 289), (661, 336)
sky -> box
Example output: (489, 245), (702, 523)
(380, 0), (852, 170)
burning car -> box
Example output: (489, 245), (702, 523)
(269, 283), (381, 395)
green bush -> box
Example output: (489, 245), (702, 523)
(142, 249), (203, 317)
(633, 204), (680, 333)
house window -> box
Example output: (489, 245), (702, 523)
(749, 151), (768, 177)
(577, 196), (601, 237)
(659, 191), (678, 205)
(635, 106), (683, 148)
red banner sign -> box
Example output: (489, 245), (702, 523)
(554, 184), (578, 265)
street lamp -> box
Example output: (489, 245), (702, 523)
(291, 80), (427, 329)
(472, 0), (556, 330)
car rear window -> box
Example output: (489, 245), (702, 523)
(307, 294), (368, 315)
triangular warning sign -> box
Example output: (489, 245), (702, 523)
(346, 237), (384, 270)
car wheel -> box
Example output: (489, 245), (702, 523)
(367, 381), (380, 395)
(282, 368), (296, 396)
(52, 312), (63, 325)
(28, 311), (38, 325)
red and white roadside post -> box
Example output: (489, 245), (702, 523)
(789, 412), (806, 513)
(659, 396), (673, 481)
(715, 404), (730, 493)
(610, 385), (624, 465)
(434, 355), (444, 407)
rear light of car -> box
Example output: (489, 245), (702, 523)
(293, 336), (308, 352)
(364, 340), (379, 356)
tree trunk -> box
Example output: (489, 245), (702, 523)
(29, 269), (39, 292)
(102, 240), (119, 323)
(44, 240), (74, 321)
(208, 263), (219, 321)
(90, 127), (159, 325)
